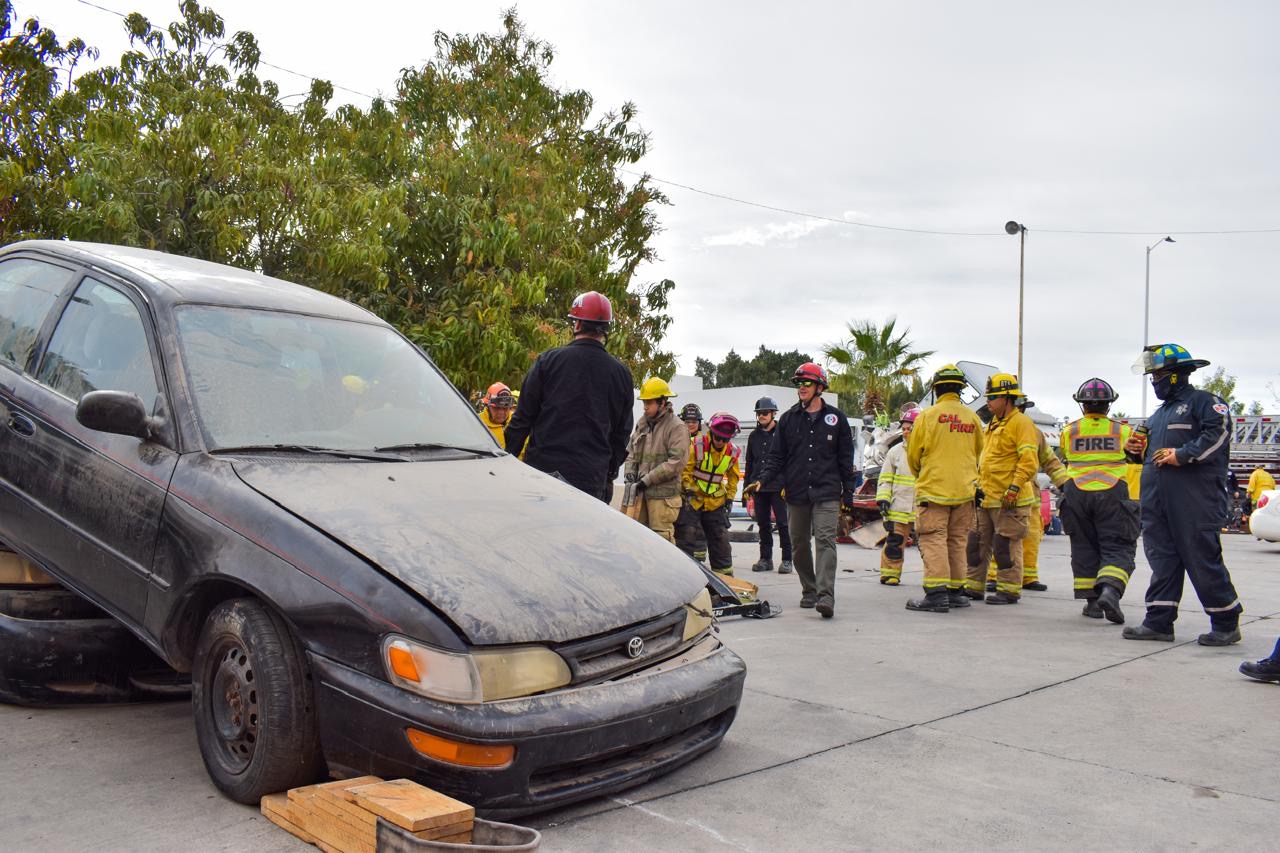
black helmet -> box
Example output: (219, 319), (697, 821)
(1073, 378), (1119, 403)
(679, 403), (703, 423)
(754, 396), (779, 413)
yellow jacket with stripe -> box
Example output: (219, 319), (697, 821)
(1035, 430), (1069, 488)
(875, 439), (916, 522)
(1062, 414), (1132, 493)
(682, 435), (741, 512)
(906, 392), (984, 506)
(978, 408), (1041, 508)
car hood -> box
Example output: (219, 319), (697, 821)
(230, 456), (705, 645)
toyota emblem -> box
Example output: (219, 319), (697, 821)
(626, 636), (645, 659)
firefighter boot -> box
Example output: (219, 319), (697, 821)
(752, 558), (774, 573)
(1097, 585), (1125, 624)
(815, 594), (835, 619)
(1123, 624), (1175, 642)
(947, 590), (972, 609)
(1082, 598), (1104, 619)
(779, 560), (794, 574)
(1239, 656), (1280, 683)
(906, 591), (950, 613)
(985, 592), (1019, 605)
(1022, 580), (1048, 591)
(1197, 628), (1242, 646)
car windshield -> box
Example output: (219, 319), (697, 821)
(174, 305), (495, 452)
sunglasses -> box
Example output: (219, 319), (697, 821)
(795, 380), (816, 388)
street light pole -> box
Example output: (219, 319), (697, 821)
(1141, 236), (1175, 417)
(1005, 221), (1027, 380)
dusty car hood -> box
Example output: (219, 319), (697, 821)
(230, 456), (705, 644)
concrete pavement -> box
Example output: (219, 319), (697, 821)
(3, 532), (1277, 851)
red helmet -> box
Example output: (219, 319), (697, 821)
(567, 291), (613, 325)
(707, 412), (741, 440)
(792, 362), (828, 387)
(482, 382), (516, 408)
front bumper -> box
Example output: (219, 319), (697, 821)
(310, 635), (746, 818)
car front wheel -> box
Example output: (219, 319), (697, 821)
(192, 598), (323, 802)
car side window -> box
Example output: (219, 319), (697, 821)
(0, 257), (75, 372)
(37, 278), (161, 408)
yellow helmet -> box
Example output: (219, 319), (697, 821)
(638, 377), (676, 400)
(984, 372), (1023, 398)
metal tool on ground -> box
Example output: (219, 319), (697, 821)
(700, 564), (780, 619)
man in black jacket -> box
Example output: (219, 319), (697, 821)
(745, 396), (793, 574)
(747, 363), (856, 618)
(505, 292), (634, 501)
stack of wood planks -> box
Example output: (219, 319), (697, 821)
(261, 777), (476, 852)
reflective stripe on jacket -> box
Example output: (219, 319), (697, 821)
(978, 408), (1041, 508)
(1036, 430), (1069, 488)
(875, 441), (916, 522)
(682, 435), (741, 511)
(1063, 415), (1131, 492)
(906, 392), (983, 506)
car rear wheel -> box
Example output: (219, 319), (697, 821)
(192, 598), (323, 802)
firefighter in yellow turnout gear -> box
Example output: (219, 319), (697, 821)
(479, 382), (517, 449)
(877, 408), (919, 584)
(967, 373), (1041, 604)
(681, 413), (742, 576)
(1061, 378), (1140, 624)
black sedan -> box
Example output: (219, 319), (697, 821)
(0, 241), (745, 816)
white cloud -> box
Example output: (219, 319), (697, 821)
(702, 219), (832, 247)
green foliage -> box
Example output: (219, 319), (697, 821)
(1198, 366), (1262, 416)
(693, 345), (814, 389)
(823, 318), (934, 415)
(0, 2), (673, 396)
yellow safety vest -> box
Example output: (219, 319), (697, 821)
(692, 436), (740, 496)
(1063, 415), (1131, 492)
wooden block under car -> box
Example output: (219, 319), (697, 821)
(260, 793), (317, 844)
(344, 778), (475, 832)
(278, 776), (383, 853)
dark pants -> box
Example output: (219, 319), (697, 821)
(675, 498), (708, 560)
(754, 491), (792, 561)
(1140, 485), (1243, 633)
(678, 505), (732, 571)
(1061, 484), (1140, 599)
(788, 500), (839, 599)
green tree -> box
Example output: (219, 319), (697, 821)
(823, 318), (934, 415)
(1198, 366), (1262, 416)
(693, 345), (814, 389)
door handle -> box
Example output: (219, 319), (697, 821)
(7, 412), (35, 437)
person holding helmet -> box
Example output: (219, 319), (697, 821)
(1122, 344), (1243, 645)
(680, 412), (742, 575)
(621, 378), (689, 542)
(504, 291), (633, 501)
(478, 382), (518, 449)
(675, 402), (710, 562)
(964, 372), (1041, 605)
(904, 364), (984, 612)
(747, 363), (855, 618)
(745, 396), (793, 574)
(1058, 378), (1141, 624)
(876, 407), (919, 585)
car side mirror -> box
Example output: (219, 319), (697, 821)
(76, 390), (160, 440)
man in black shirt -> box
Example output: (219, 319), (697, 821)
(745, 396), (792, 574)
(505, 292), (634, 501)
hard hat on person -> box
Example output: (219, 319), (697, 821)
(638, 377), (676, 401)
(1132, 343), (1210, 375)
(1073, 377), (1119, 403)
(482, 382), (516, 408)
(1015, 396), (1034, 412)
(680, 403), (703, 423)
(567, 291), (613, 325)
(754, 396), (779, 413)
(708, 412), (741, 440)
(901, 408), (920, 426)
(792, 362), (828, 388)
(984, 372), (1022, 398)
(930, 364), (967, 393)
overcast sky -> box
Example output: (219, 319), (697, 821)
(27, 0), (1280, 417)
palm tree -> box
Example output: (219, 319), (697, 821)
(823, 318), (934, 416)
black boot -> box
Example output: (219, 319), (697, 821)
(799, 592), (816, 609)
(961, 589), (985, 601)
(815, 594), (834, 618)
(1082, 598), (1103, 619)
(947, 591), (972, 609)
(751, 558), (774, 573)
(985, 580), (997, 592)
(1097, 585), (1125, 624)
(906, 591), (950, 613)
(1122, 624), (1174, 642)
(985, 592), (1020, 605)
(1239, 657), (1280, 683)
(1198, 628), (1242, 646)
(1022, 580), (1048, 591)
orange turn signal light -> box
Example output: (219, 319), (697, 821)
(388, 644), (421, 682)
(405, 727), (515, 769)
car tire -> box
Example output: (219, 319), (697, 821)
(192, 598), (324, 803)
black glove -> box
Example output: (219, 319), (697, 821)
(603, 480), (614, 504)
(974, 487), (985, 507)
(634, 479), (646, 493)
(877, 500), (891, 517)
(842, 487), (856, 507)
(624, 472), (639, 484)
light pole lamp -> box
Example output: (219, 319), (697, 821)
(1141, 236), (1176, 417)
(1005, 221), (1027, 381)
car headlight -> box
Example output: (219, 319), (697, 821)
(682, 587), (714, 642)
(383, 636), (572, 703)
